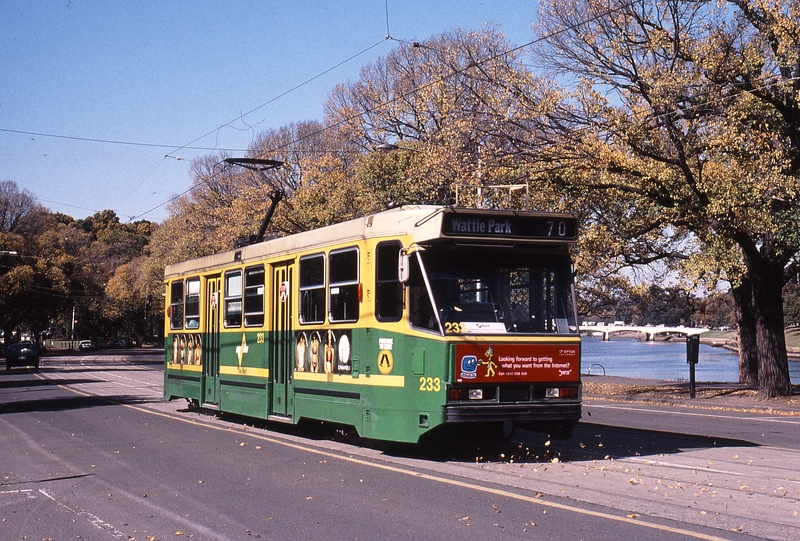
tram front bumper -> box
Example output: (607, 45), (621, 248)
(445, 401), (581, 423)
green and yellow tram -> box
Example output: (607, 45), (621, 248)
(163, 205), (581, 444)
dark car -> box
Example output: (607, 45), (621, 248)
(5, 342), (40, 370)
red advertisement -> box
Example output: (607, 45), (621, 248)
(455, 343), (580, 383)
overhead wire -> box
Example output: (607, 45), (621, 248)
(20, 0), (791, 223)
(131, 1), (800, 222)
(216, 2), (641, 158)
(126, 0), (645, 221)
(249, 2), (798, 170)
(36, 198), (103, 215)
(2, 39), (390, 220)
(161, 38), (391, 161)
(0, 127), (246, 152)
(123, 38), (391, 221)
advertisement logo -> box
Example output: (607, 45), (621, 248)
(460, 354), (478, 379)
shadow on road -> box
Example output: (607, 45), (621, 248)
(202, 406), (759, 465)
(0, 393), (160, 415)
(0, 377), (99, 390)
(377, 421), (758, 464)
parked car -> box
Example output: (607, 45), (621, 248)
(78, 340), (94, 350)
(5, 342), (40, 370)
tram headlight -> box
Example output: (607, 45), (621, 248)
(545, 386), (579, 398)
(468, 389), (483, 400)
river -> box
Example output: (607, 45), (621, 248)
(581, 336), (800, 384)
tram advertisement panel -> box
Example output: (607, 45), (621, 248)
(294, 329), (352, 374)
(455, 343), (579, 383)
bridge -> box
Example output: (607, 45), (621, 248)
(579, 324), (710, 342)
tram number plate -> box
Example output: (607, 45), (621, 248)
(419, 377), (441, 392)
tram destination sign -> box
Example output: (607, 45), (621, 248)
(441, 212), (577, 240)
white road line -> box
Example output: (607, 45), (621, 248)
(37, 488), (129, 540)
(585, 403), (800, 424)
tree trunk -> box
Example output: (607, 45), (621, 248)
(731, 278), (758, 385)
(739, 235), (793, 398)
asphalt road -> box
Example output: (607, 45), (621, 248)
(1, 352), (798, 540)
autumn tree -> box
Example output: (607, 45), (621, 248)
(325, 28), (565, 211)
(525, 0), (800, 396)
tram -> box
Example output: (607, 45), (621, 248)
(163, 204), (581, 444)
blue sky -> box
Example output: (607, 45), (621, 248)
(2, 1), (539, 223)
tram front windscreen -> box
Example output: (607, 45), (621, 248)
(408, 249), (577, 335)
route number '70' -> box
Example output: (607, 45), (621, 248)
(547, 220), (568, 237)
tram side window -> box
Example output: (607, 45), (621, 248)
(375, 242), (402, 322)
(329, 247), (359, 323)
(300, 254), (325, 324)
(244, 265), (265, 327)
(170, 281), (184, 330)
(225, 270), (243, 327)
(185, 278), (200, 329)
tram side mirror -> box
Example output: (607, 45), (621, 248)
(398, 252), (410, 284)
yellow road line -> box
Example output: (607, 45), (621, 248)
(39, 373), (735, 541)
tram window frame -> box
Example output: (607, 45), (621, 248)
(329, 247), (359, 323)
(224, 270), (243, 327)
(375, 242), (403, 322)
(243, 265), (265, 327)
(299, 254), (325, 325)
(170, 281), (184, 330)
(185, 277), (201, 329)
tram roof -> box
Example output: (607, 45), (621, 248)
(164, 204), (576, 278)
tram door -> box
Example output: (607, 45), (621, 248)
(203, 275), (221, 407)
(270, 261), (294, 417)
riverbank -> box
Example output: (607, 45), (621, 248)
(701, 327), (800, 359)
(583, 375), (800, 414)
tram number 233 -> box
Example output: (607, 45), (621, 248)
(444, 322), (466, 334)
(419, 377), (441, 392)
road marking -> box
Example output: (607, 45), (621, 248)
(585, 402), (800, 424)
(39, 370), (739, 541)
(118, 404), (736, 540)
(38, 488), (128, 540)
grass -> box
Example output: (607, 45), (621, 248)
(703, 327), (800, 349)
